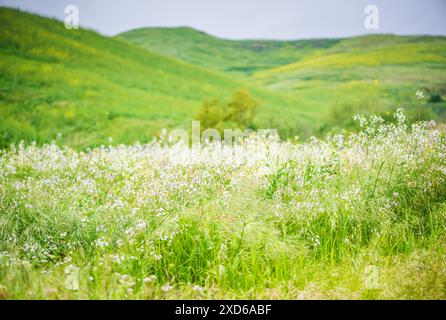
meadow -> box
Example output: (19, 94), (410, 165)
(1, 110), (446, 299)
(1, 7), (446, 299)
(0, 8), (312, 149)
(119, 28), (446, 132)
(1, 8), (446, 149)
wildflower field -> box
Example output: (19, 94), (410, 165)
(1, 6), (446, 301)
(1, 110), (445, 299)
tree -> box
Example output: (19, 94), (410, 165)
(195, 97), (224, 131)
(226, 89), (260, 128)
(195, 89), (260, 133)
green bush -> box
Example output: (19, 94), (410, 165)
(195, 89), (260, 132)
(428, 94), (443, 103)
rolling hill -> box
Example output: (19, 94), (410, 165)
(117, 27), (340, 76)
(119, 28), (446, 130)
(0, 7), (312, 148)
(1, 7), (445, 149)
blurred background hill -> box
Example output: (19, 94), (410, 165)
(1, 7), (445, 148)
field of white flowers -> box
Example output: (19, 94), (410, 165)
(1, 109), (446, 299)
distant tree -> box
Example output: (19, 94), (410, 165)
(195, 97), (225, 131)
(195, 89), (260, 132)
(225, 89), (260, 129)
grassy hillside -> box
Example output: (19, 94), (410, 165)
(2, 8), (445, 148)
(251, 35), (446, 127)
(120, 29), (446, 131)
(0, 8), (312, 148)
(117, 27), (340, 76)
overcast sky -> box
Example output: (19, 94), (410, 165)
(1, 0), (445, 39)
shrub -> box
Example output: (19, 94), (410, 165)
(428, 94), (443, 103)
(195, 89), (260, 132)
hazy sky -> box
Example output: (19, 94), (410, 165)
(1, 0), (445, 39)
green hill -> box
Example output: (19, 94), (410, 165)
(250, 34), (446, 128)
(119, 29), (446, 129)
(2, 7), (446, 149)
(117, 27), (340, 76)
(0, 8), (311, 148)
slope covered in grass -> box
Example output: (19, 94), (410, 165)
(0, 8), (312, 148)
(253, 35), (446, 88)
(250, 34), (446, 129)
(120, 29), (446, 131)
(117, 27), (340, 76)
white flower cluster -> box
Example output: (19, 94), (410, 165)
(0, 109), (444, 275)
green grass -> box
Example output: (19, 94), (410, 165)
(117, 27), (340, 76)
(0, 7), (314, 149)
(250, 35), (446, 130)
(1, 111), (445, 299)
(1, 7), (446, 300)
(120, 29), (446, 133)
(2, 8), (446, 149)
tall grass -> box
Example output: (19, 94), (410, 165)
(0, 109), (445, 299)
